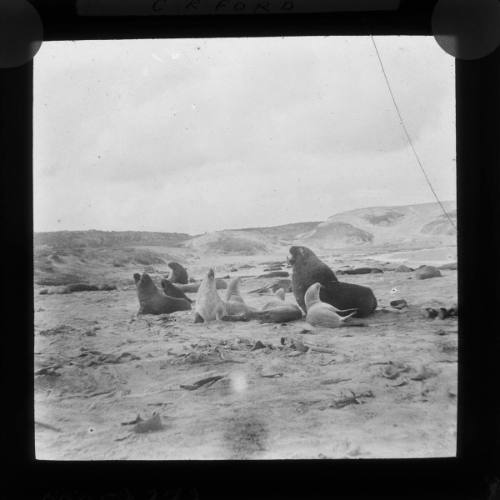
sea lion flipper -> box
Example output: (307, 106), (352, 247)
(340, 311), (357, 322)
(194, 313), (204, 323)
(332, 306), (358, 314)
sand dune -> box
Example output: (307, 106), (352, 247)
(304, 201), (456, 248)
(35, 202), (457, 259)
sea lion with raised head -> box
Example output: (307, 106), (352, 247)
(225, 277), (259, 316)
(160, 278), (194, 303)
(288, 246), (377, 317)
(134, 273), (191, 315)
(305, 283), (362, 328)
(194, 270), (255, 323)
(167, 262), (189, 284)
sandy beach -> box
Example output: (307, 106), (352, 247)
(34, 248), (457, 460)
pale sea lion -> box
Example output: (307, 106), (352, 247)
(160, 278), (194, 303)
(194, 269), (254, 323)
(225, 277), (259, 316)
(288, 246), (377, 317)
(134, 273), (191, 315)
(167, 262), (189, 284)
(305, 283), (360, 328)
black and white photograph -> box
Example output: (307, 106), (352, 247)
(33, 35), (457, 460)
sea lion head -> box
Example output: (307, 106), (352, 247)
(198, 268), (217, 297)
(133, 273), (141, 284)
(135, 273), (157, 293)
(288, 246), (316, 266)
(167, 261), (188, 284)
(304, 282), (322, 310)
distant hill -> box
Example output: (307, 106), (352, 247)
(33, 202), (457, 257)
(299, 201), (456, 249)
(227, 221), (321, 242)
(184, 231), (272, 255)
(33, 230), (191, 249)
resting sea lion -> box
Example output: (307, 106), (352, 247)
(134, 273), (191, 315)
(194, 270), (254, 323)
(257, 271), (289, 278)
(288, 246), (377, 317)
(305, 283), (360, 328)
(261, 288), (286, 310)
(253, 288), (303, 323)
(160, 278), (193, 303)
(167, 262), (189, 284)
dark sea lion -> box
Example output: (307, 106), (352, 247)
(438, 262), (457, 271)
(415, 266), (442, 280)
(134, 273), (191, 315)
(395, 264), (414, 272)
(264, 265), (283, 272)
(258, 271), (289, 278)
(167, 262), (189, 284)
(160, 278), (194, 303)
(337, 267), (382, 275)
(288, 246), (377, 318)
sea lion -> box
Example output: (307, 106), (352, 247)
(261, 288), (286, 310)
(134, 273), (191, 315)
(288, 246), (377, 317)
(337, 267), (382, 275)
(225, 277), (259, 316)
(253, 288), (303, 323)
(167, 262), (189, 284)
(194, 269), (254, 323)
(225, 276), (245, 304)
(415, 265), (442, 280)
(305, 283), (361, 328)
(160, 278), (194, 303)
(395, 264), (414, 273)
(257, 271), (289, 278)
(254, 304), (303, 323)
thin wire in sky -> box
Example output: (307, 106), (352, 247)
(370, 35), (457, 231)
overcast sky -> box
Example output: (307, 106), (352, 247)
(34, 36), (455, 234)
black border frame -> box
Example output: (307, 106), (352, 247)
(2, 0), (499, 498)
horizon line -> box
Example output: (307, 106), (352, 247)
(33, 199), (456, 235)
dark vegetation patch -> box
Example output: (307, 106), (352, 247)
(363, 210), (405, 226)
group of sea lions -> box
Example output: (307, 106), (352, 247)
(133, 246), (378, 329)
